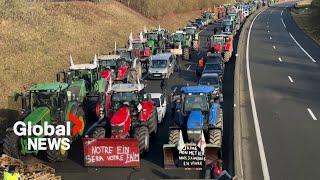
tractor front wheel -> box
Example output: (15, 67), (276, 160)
(134, 126), (149, 155)
(3, 129), (20, 159)
(183, 48), (190, 60)
(46, 134), (69, 162)
(224, 51), (232, 62)
(91, 127), (106, 138)
(168, 129), (180, 145)
(148, 109), (158, 136)
(208, 129), (222, 146)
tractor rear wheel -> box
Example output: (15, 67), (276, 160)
(91, 127), (106, 138)
(224, 51), (232, 62)
(148, 109), (158, 136)
(46, 134), (69, 162)
(168, 129), (180, 145)
(3, 130), (20, 159)
(134, 126), (149, 154)
(183, 48), (190, 60)
(208, 129), (222, 146)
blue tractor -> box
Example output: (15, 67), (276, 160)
(163, 85), (223, 175)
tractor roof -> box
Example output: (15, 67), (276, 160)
(70, 63), (98, 70)
(98, 54), (121, 61)
(111, 83), (145, 92)
(151, 52), (172, 60)
(29, 82), (68, 92)
(181, 85), (214, 94)
(175, 30), (185, 34)
(132, 38), (147, 44)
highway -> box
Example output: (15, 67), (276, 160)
(43, 22), (237, 179)
(245, 3), (320, 180)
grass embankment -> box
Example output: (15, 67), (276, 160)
(0, 0), (203, 136)
(291, 0), (320, 45)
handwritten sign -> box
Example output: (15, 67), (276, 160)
(82, 138), (140, 167)
(178, 145), (205, 168)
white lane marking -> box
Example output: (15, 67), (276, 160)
(288, 76), (294, 83)
(281, 18), (286, 28)
(278, 57), (282, 62)
(281, 10), (283, 16)
(307, 108), (318, 120)
(234, 104), (236, 107)
(187, 65), (191, 70)
(141, 73), (148, 80)
(246, 10), (271, 180)
(273, 45), (276, 49)
(289, 32), (317, 62)
(173, 87), (177, 92)
(268, 30), (270, 33)
(270, 36), (272, 40)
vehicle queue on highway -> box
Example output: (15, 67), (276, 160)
(0, 1), (263, 179)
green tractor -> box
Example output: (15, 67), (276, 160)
(3, 82), (85, 162)
(202, 11), (214, 25)
(143, 26), (169, 54)
(57, 55), (108, 123)
(168, 30), (192, 60)
(183, 26), (200, 51)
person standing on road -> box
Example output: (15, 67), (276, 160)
(160, 79), (167, 93)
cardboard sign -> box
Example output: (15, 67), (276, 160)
(82, 138), (140, 167)
(178, 145), (205, 169)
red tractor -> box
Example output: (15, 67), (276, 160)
(97, 54), (129, 82)
(129, 32), (151, 69)
(207, 33), (233, 62)
(104, 83), (158, 154)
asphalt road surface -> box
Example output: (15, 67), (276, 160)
(246, 3), (320, 180)
(30, 22), (237, 180)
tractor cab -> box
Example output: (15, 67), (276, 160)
(98, 54), (129, 81)
(222, 18), (234, 34)
(129, 32), (151, 61)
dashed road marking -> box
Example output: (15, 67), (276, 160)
(289, 32), (317, 63)
(278, 57), (282, 62)
(281, 10), (283, 16)
(270, 36), (272, 40)
(268, 30), (270, 33)
(173, 87), (177, 92)
(246, 10), (271, 180)
(288, 76), (293, 83)
(281, 18), (286, 28)
(273, 45), (276, 49)
(187, 65), (191, 70)
(307, 108), (317, 120)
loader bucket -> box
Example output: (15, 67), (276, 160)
(82, 138), (140, 167)
(163, 143), (221, 169)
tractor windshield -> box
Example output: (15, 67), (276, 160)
(132, 43), (144, 50)
(173, 33), (184, 42)
(147, 33), (158, 41)
(184, 28), (195, 35)
(223, 20), (232, 26)
(31, 91), (59, 110)
(151, 59), (167, 68)
(214, 36), (225, 44)
(70, 69), (96, 91)
(112, 92), (138, 103)
(99, 60), (117, 69)
(183, 95), (208, 112)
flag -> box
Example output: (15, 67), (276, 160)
(197, 130), (206, 153)
(177, 130), (185, 152)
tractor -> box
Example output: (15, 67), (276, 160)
(57, 55), (108, 125)
(222, 18), (236, 35)
(97, 54), (129, 82)
(202, 11), (214, 25)
(3, 82), (85, 162)
(168, 31), (192, 60)
(183, 26), (200, 51)
(227, 12), (241, 31)
(207, 33), (233, 62)
(163, 85), (223, 177)
(86, 83), (158, 155)
(143, 26), (169, 54)
(129, 32), (152, 70)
